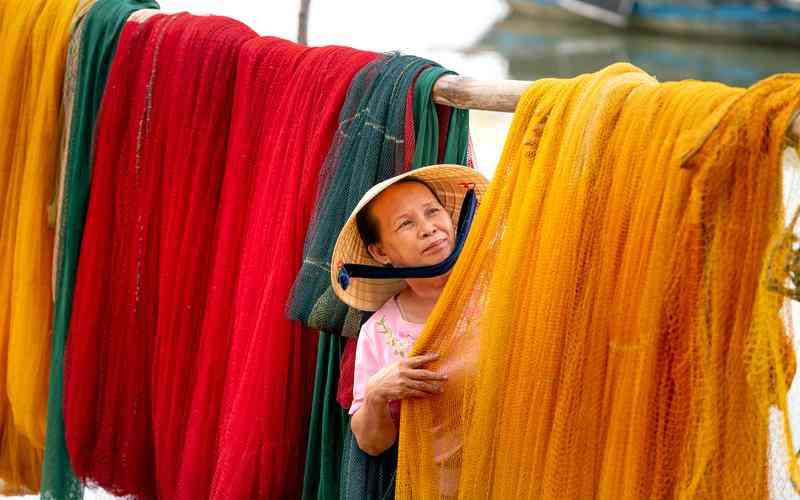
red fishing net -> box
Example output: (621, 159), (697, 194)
(143, 15), (257, 500)
(202, 38), (376, 499)
(63, 14), (373, 499)
(64, 15), (169, 497)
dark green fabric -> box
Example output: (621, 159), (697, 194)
(289, 54), (471, 339)
(339, 427), (397, 500)
(302, 332), (349, 500)
(411, 66), (469, 167)
(42, 1), (159, 498)
(289, 53), (436, 337)
(443, 105), (470, 166)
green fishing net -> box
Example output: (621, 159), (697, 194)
(43, 2), (158, 499)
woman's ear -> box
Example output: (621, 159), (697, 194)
(367, 243), (391, 266)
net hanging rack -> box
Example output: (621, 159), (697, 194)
(130, 8), (799, 144)
(129, 8), (800, 304)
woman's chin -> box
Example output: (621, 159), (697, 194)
(418, 250), (452, 267)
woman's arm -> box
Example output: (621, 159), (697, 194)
(351, 352), (446, 456)
(351, 386), (397, 456)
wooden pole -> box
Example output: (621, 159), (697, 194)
(298, 0), (311, 45)
(432, 75), (531, 113)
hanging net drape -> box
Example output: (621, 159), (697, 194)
(171, 38), (377, 500)
(287, 54), (475, 336)
(64, 13), (259, 498)
(44, 3), (158, 499)
(0, 0), (80, 493)
(397, 63), (799, 499)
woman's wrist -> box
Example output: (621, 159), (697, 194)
(364, 386), (389, 408)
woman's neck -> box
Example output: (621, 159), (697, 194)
(397, 274), (449, 323)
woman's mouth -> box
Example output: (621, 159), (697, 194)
(422, 238), (449, 254)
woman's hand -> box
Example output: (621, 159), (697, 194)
(352, 352), (448, 456)
(364, 352), (448, 404)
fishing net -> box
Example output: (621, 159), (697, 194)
(288, 54), (471, 338)
(187, 38), (377, 499)
(50, 0), (97, 298)
(170, 39), (375, 500)
(296, 56), (472, 500)
(396, 63), (800, 499)
(340, 430), (398, 500)
(64, 13), (176, 496)
(43, 3), (158, 499)
(303, 333), (350, 500)
(64, 13), (257, 497)
(0, 0), (80, 493)
(144, 15), (257, 500)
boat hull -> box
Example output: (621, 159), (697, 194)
(508, 0), (800, 45)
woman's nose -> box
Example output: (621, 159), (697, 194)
(420, 219), (437, 237)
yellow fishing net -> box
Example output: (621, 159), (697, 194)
(0, 0), (79, 493)
(397, 63), (800, 499)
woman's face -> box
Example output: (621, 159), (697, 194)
(366, 182), (455, 268)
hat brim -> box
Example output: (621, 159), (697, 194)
(330, 164), (489, 311)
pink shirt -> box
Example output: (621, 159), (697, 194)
(349, 296), (424, 416)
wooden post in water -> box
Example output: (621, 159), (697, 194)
(298, 0), (311, 45)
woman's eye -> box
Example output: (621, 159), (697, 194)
(426, 208), (440, 215)
(398, 220), (412, 229)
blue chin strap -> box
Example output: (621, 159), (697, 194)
(338, 189), (477, 290)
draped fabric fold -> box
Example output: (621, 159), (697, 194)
(179, 39), (377, 500)
(397, 63), (799, 499)
(288, 54), (435, 337)
(64, 13), (259, 498)
(0, 0), (80, 493)
(145, 15), (257, 500)
(302, 333), (349, 500)
(44, 3), (159, 499)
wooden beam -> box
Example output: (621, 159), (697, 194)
(432, 75), (531, 113)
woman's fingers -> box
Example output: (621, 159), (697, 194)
(405, 368), (448, 381)
(405, 352), (440, 368)
(403, 389), (432, 399)
(404, 379), (443, 394)
(399, 387), (441, 399)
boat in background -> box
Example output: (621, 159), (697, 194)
(507, 0), (800, 46)
(477, 13), (800, 86)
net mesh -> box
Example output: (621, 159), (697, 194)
(0, 0), (80, 493)
(43, 3), (158, 499)
(288, 54), (470, 338)
(63, 13), (259, 498)
(191, 38), (377, 499)
(302, 333), (350, 500)
(396, 63), (800, 499)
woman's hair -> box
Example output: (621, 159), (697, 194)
(356, 177), (442, 247)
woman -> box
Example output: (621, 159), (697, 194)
(331, 164), (488, 456)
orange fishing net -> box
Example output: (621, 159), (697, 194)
(396, 63), (800, 499)
(0, 0), (79, 493)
